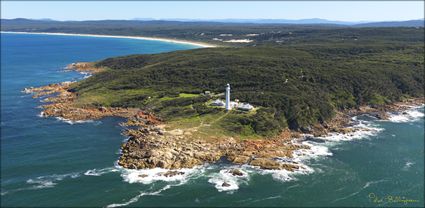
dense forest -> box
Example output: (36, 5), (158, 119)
(70, 29), (424, 136)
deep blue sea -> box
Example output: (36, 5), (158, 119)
(1, 32), (424, 207)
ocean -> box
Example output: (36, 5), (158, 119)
(1, 33), (424, 207)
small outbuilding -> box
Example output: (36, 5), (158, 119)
(210, 99), (225, 106)
(237, 103), (254, 111)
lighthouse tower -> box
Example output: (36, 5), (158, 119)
(225, 83), (231, 111)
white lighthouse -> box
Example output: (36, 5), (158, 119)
(225, 83), (231, 111)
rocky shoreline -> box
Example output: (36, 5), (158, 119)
(307, 98), (424, 137)
(119, 126), (306, 170)
(24, 62), (424, 173)
(65, 62), (105, 74)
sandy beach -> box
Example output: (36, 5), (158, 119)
(0, 31), (218, 48)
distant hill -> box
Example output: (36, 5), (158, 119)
(2, 18), (423, 28)
(136, 18), (362, 25)
(131, 18), (424, 27)
(354, 19), (424, 27)
(135, 18), (424, 27)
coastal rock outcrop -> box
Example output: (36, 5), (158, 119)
(229, 169), (244, 176)
(118, 125), (308, 170)
(222, 182), (231, 187)
(65, 62), (105, 73)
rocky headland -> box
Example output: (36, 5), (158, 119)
(24, 78), (308, 171)
(65, 62), (105, 74)
(24, 62), (424, 173)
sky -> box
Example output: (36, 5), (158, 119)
(1, 1), (424, 22)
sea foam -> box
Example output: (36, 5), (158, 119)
(317, 120), (383, 142)
(255, 115), (386, 183)
(387, 105), (424, 123)
(106, 184), (173, 208)
(103, 164), (205, 207)
(25, 172), (81, 189)
(117, 165), (204, 185)
(206, 141), (331, 192)
(55, 117), (95, 125)
(257, 142), (329, 182)
(84, 167), (119, 176)
(206, 136), (334, 191)
(207, 166), (250, 193)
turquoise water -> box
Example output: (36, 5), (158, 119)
(1, 33), (424, 207)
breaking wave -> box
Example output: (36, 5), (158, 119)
(402, 161), (415, 171)
(253, 113), (388, 185)
(1, 172), (81, 196)
(319, 123), (383, 142)
(106, 165), (196, 208)
(104, 163), (205, 207)
(207, 166), (250, 193)
(260, 167), (311, 183)
(55, 117), (96, 125)
(386, 105), (424, 123)
(117, 164), (205, 185)
(37, 112), (46, 117)
(106, 184), (174, 208)
(84, 167), (119, 176)
(26, 172), (81, 188)
(332, 179), (387, 203)
(39, 114), (99, 125)
(258, 142), (330, 182)
(206, 142), (331, 192)
(3, 166), (119, 196)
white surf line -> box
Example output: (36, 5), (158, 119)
(106, 165), (205, 206)
(386, 105), (425, 123)
(3, 167), (121, 196)
(1, 31), (217, 48)
(55, 117), (95, 125)
(331, 179), (388, 203)
(84, 167), (119, 176)
(106, 184), (176, 208)
(251, 116), (384, 188)
(2, 172), (82, 196)
(315, 119), (384, 143)
(109, 165), (207, 207)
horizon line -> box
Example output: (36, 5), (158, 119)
(3, 17), (424, 23)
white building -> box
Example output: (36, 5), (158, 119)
(209, 84), (254, 111)
(237, 103), (254, 111)
(225, 83), (231, 111)
(210, 99), (225, 106)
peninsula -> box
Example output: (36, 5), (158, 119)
(22, 23), (424, 174)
